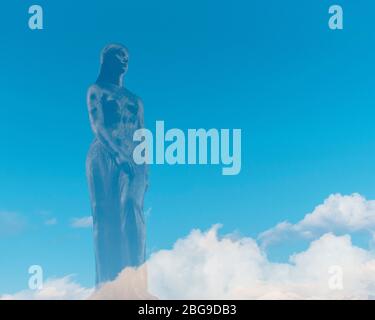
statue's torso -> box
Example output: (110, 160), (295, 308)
(89, 83), (143, 158)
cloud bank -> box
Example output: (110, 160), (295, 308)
(259, 193), (375, 247)
(146, 226), (375, 299)
(0, 276), (93, 300)
(2, 193), (375, 300)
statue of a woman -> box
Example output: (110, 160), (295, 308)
(86, 44), (148, 285)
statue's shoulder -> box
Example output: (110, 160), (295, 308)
(88, 83), (107, 95)
(87, 84), (115, 104)
(87, 84), (103, 100)
(87, 84), (107, 110)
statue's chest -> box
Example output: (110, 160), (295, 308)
(117, 97), (138, 123)
(103, 92), (138, 128)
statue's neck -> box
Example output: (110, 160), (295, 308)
(96, 69), (124, 87)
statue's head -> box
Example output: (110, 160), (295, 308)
(99, 43), (129, 76)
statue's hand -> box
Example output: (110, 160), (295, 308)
(116, 156), (135, 178)
(122, 161), (135, 178)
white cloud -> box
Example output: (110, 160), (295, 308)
(145, 226), (375, 299)
(44, 218), (57, 226)
(4, 194), (375, 300)
(1, 276), (93, 300)
(259, 193), (375, 247)
(0, 211), (27, 237)
(3, 225), (375, 300)
(89, 225), (375, 300)
(71, 216), (93, 228)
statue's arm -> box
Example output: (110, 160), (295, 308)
(137, 97), (149, 187)
(87, 87), (133, 167)
(137, 98), (145, 129)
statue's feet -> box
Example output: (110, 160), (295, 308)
(89, 264), (158, 300)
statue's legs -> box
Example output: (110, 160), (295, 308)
(119, 166), (147, 269)
(86, 141), (123, 285)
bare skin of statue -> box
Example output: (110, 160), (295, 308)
(86, 44), (148, 286)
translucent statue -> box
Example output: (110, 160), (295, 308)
(86, 44), (148, 285)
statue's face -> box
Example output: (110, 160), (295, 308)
(104, 48), (129, 75)
(115, 49), (129, 74)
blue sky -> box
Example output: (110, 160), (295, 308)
(1, 0), (375, 293)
